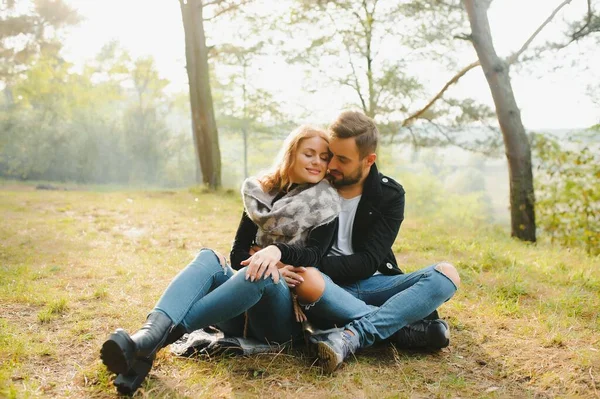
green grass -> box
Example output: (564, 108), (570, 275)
(0, 182), (599, 398)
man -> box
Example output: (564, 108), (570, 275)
(280, 111), (460, 373)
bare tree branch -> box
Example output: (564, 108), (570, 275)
(402, 0), (573, 126)
(570, 0), (593, 40)
(401, 60), (480, 126)
(323, 7), (368, 113)
(453, 33), (472, 41)
(424, 119), (500, 156)
(506, 0), (573, 64)
(347, 44), (367, 113)
(202, 0), (252, 21)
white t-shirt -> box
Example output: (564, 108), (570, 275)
(328, 195), (361, 256)
(328, 195), (382, 276)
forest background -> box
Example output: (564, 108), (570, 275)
(1, 0), (599, 397)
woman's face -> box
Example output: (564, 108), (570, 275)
(288, 136), (330, 185)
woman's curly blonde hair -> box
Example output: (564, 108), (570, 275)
(259, 125), (330, 193)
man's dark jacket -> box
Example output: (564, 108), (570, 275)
(318, 163), (405, 283)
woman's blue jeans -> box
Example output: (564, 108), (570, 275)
(153, 249), (303, 344)
(304, 265), (458, 348)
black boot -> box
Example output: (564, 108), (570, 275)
(100, 312), (175, 375)
(109, 324), (186, 395)
(393, 319), (450, 350)
(112, 355), (155, 395)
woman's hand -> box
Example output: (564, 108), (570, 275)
(241, 245), (282, 283)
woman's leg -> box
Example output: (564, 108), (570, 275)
(181, 266), (303, 344)
(153, 249), (234, 325)
(101, 249), (234, 379)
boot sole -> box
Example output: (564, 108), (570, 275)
(114, 357), (153, 395)
(316, 342), (341, 374)
(101, 329), (135, 375)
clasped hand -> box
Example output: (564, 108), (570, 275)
(241, 245), (282, 283)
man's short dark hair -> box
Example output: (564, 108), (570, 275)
(329, 111), (379, 159)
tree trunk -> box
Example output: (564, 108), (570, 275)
(242, 63), (249, 179)
(463, 0), (536, 242)
(242, 123), (249, 179)
(179, 0), (221, 188)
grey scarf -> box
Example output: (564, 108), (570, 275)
(242, 178), (341, 247)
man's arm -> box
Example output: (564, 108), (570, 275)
(318, 188), (405, 282)
(274, 219), (337, 267)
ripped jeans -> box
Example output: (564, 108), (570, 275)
(153, 249), (303, 344)
(303, 264), (458, 348)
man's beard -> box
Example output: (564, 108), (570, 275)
(328, 166), (363, 188)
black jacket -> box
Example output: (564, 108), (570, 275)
(317, 163), (405, 283)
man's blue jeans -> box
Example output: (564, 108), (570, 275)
(153, 249), (303, 344)
(304, 265), (458, 348)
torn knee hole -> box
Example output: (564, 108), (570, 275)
(435, 262), (461, 287)
(204, 248), (228, 270)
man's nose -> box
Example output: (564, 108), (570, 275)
(328, 158), (337, 170)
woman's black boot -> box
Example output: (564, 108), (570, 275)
(112, 355), (155, 395)
(100, 311), (175, 375)
(110, 325), (186, 394)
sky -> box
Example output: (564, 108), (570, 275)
(61, 0), (599, 130)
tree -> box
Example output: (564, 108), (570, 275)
(213, 42), (285, 179)
(285, 1), (432, 134)
(282, 0), (503, 157)
(124, 57), (171, 183)
(461, 0), (538, 241)
(0, 0), (80, 102)
(179, 0), (253, 188)
(400, 0), (596, 242)
(562, 0), (600, 44)
(533, 132), (599, 255)
(179, 0), (222, 188)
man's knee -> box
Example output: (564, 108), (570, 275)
(294, 267), (325, 304)
(435, 262), (460, 288)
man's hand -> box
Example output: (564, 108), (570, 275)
(241, 245), (281, 284)
(280, 265), (307, 288)
(248, 245), (262, 255)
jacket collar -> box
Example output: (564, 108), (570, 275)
(361, 162), (382, 202)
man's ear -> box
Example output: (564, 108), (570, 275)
(364, 153), (377, 167)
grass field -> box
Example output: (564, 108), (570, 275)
(1, 182), (599, 398)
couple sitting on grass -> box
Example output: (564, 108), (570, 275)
(100, 111), (461, 394)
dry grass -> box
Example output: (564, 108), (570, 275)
(0, 182), (599, 398)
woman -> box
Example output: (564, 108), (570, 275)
(100, 125), (340, 394)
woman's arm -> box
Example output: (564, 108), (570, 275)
(229, 211), (258, 270)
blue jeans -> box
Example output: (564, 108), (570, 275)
(304, 265), (457, 348)
(153, 249), (303, 344)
